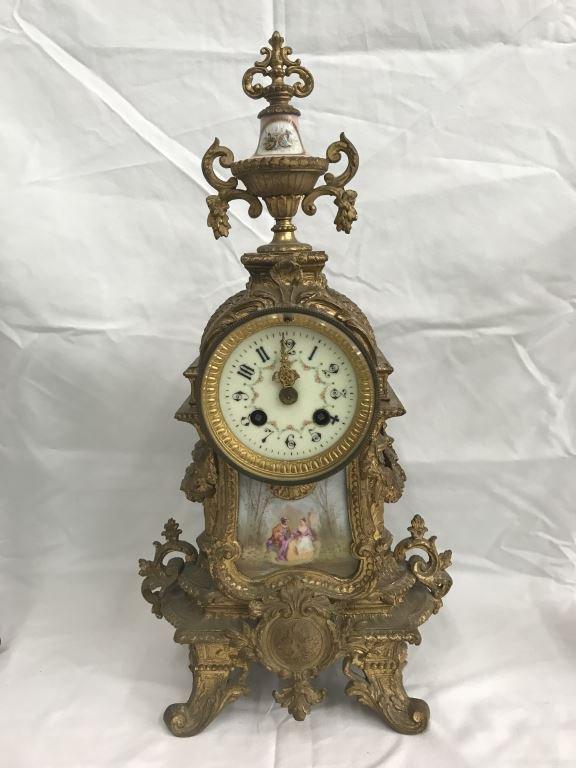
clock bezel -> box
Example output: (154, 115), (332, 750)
(197, 306), (379, 485)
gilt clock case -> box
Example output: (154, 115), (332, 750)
(139, 30), (453, 737)
(176, 249), (412, 602)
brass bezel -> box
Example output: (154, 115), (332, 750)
(198, 308), (378, 484)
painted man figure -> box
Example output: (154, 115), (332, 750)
(266, 517), (291, 561)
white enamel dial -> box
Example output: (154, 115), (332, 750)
(220, 325), (356, 459)
(200, 311), (376, 483)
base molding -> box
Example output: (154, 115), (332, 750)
(139, 515), (452, 736)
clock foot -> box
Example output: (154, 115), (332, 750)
(343, 640), (429, 734)
(164, 643), (249, 737)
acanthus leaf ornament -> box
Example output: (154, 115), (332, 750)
(273, 678), (325, 721)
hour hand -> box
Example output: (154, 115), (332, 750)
(274, 365), (299, 389)
(273, 335), (300, 404)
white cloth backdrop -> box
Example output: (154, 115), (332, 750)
(1, 1), (575, 766)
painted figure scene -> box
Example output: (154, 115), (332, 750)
(237, 471), (356, 577)
(256, 117), (303, 155)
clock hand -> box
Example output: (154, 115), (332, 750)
(274, 335), (300, 388)
(273, 334), (300, 404)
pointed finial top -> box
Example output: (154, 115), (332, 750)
(242, 31), (314, 116)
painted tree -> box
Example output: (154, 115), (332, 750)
(314, 475), (350, 552)
(244, 479), (273, 545)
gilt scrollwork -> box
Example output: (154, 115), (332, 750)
(141, 29), (455, 737)
(368, 420), (406, 501)
(227, 579), (338, 720)
(301, 133), (359, 233)
(138, 518), (197, 618)
(269, 482), (315, 500)
(343, 640), (430, 734)
(242, 31), (314, 107)
(265, 257), (321, 304)
(393, 515), (453, 613)
(164, 642), (250, 737)
(201, 138), (237, 192)
(360, 419), (407, 539)
(248, 578), (333, 624)
(379, 429), (406, 502)
(273, 678), (326, 721)
(198, 260), (375, 356)
(324, 134), (359, 188)
(202, 139), (263, 239)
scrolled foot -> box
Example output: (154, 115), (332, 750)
(163, 643), (248, 737)
(343, 640), (429, 735)
(164, 702), (208, 737)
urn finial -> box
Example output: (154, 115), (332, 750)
(202, 32), (359, 252)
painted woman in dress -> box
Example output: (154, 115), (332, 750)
(286, 517), (315, 562)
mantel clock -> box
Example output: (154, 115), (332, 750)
(139, 31), (453, 736)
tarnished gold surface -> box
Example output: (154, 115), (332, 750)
(301, 133), (359, 234)
(343, 640), (430, 734)
(394, 514), (453, 613)
(140, 516), (451, 734)
(164, 643), (249, 737)
(202, 139), (360, 252)
(202, 138), (263, 240)
(269, 482), (315, 500)
(242, 30), (314, 116)
(138, 518), (197, 619)
(139, 30), (453, 737)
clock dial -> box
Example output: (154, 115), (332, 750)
(200, 311), (376, 483)
(220, 326), (357, 460)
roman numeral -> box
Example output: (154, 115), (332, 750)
(308, 345), (318, 361)
(237, 364), (255, 380)
(256, 346), (270, 363)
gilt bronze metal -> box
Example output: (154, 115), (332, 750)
(139, 31), (452, 736)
